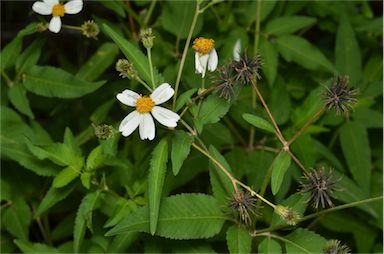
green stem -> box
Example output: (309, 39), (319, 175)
(1, 70), (13, 87)
(137, 76), (153, 92)
(147, 47), (156, 89)
(62, 24), (82, 31)
(173, 2), (200, 109)
(144, 0), (157, 25)
(255, 233), (312, 254)
(198, 0), (224, 14)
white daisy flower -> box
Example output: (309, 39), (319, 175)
(192, 37), (218, 78)
(116, 83), (180, 141)
(32, 0), (83, 33)
(233, 39), (241, 61)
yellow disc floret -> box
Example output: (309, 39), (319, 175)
(136, 96), (154, 113)
(193, 37), (215, 55)
(52, 4), (65, 17)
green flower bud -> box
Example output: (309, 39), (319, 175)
(139, 28), (155, 49)
(81, 20), (100, 40)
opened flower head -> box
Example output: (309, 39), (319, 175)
(116, 83), (180, 140)
(32, 0), (83, 33)
(193, 37), (218, 78)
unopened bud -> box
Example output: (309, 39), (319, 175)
(36, 22), (48, 33)
(93, 124), (115, 140)
(139, 28), (155, 49)
(81, 20), (100, 39)
(274, 205), (300, 225)
(115, 59), (138, 79)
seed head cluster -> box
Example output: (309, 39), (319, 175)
(323, 240), (351, 254)
(231, 53), (262, 85)
(274, 205), (300, 225)
(81, 20), (100, 39)
(214, 65), (236, 101)
(228, 191), (257, 226)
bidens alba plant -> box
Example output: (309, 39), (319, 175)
(32, 0), (83, 33)
(193, 37), (218, 77)
(116, 83), (180, 140)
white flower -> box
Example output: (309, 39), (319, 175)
(233, 39), (241, 61)
(116, 83), (180, 141)
(193, 37), (218, 78)
(32, 0), (83, 33)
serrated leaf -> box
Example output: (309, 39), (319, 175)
(23, 66), (105, 98)
(258, 236), (282, 254)
(243, 113), (275, 133)
(335, 15), (362, 85)
(265, 16), (316, 35)
(8, 84), (34, 118)
(107, 233), (139, 253)
(285, 228), (327, 253)
(36, 182), (76, 217)
(106, 194), (226, 239)
(63, 127), (82, 155)
(53, 166), (81, 188)
(259, 37), (278, 86)
(86, 146), (107, 171)
(14, 240), (59, 253)
(0, 37), (22, 71)
(226, 225), (252, 254)
(339, 121), (371, 193)
(15, 38), (45, 75)
(175, 88), (197, 111)
(76, 43), (119, 81)
(3, 198), (32, 241)
(74, 191), (102, 253)
(276, 35), (336, 73)
(271, 151), (291, 195)
(102, 24), (163, 86)
(171, 130), (194, 175)
(148, 138), (168, 235)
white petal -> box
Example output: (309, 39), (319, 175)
(197, 54), (209, 78)
(119, 110), (142, 137)
(139, 113), (155, 140)
(48, 16), (61, 33)
(64, 0), (83, 14)
(150, 83), (174, 105)
(208, 49), (218, 72)
(233, 39), (241, 61)
(44, 0), (59, 7)
(116, 89), (140, 107)
(32, 2), (52, 15)
(151, 106), (180, 128)
(195, 53), (203, 74)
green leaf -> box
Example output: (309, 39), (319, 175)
(63, 128), (82, 155)
(148, 138), (169, 235)
(35, 182), (76, 217)
(97, 1), (126, 18)
(339, 121), (371, 193)
(8, 84), (34, 118)
(14, 240), (59, 253)
(106, 194), (226, 240)
(3, 198), (32, 241)
(102, 24), (163, 86)
(271, 193), (310, 227)
(23, 66), (105, 98)
(74, 191), (102, 253)
(270, 77), (291, 124)
(226, 225), (252, 254)
(15, 38), (45, 75)
(90, 99), (115, 124)
(271, 151), (291, 195)
(258, 237), (282, 254)
(335, 15), (362, 85)
(353, 108), (383, 129)
(175, 88), (197, 111)
(0, 37), (22, 71)
(161, 1), (202, 39)
(171, 130), (194, 175)
(276, 35), (336, 73)
(76, 43), (119, 81)
(265, 16), (317, 35)
(86, 146), (107, 171)
(53, 166), (81, 188)
(285, 228), (327, 253)
(243, 113), (275, 133)
(196, 94), (231, 133)
(292, 87), (323, 128)
(259, 37), (278, 86)
(107, 233), (139, 253)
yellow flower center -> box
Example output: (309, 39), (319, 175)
(136, 96), (154, 113)
(192, 37), (215, 55)
(52, 4), (65, 17)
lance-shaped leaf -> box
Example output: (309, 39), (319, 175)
(171, 130), (194, 175)
(243, 113), (275, 133)
(265, 16), (317, 35)
(271, 151), (291, 195)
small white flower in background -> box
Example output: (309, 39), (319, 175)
(32, 0), (83, 33)
(116, 83), (180, 141)
(233, 39), (241, 61)
(193, 37), (218, 78)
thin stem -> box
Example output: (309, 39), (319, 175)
(173, 2), (200, 109)
(1, 70), (13, 87)
(180, 119), (197, 137)
(144, 0), (157, 25)
(236, 180), (276, 209)
(287, 107), (325, 146)
(287, 149), (307, 172)
(178, 86), (216, 117)
(137, 76), (153, 92)
(223, 117), (247, 147)
(36, 217), (51, 245)
(147, 48), (156, 89)
(62, 24), (82, 31)
(198, 0), (224, 14)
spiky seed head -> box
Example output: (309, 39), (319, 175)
(115, 59), (138, 80)
(231, 53), (263, 85)
(228, 191), (258, 226)
(299, 167), (340, 209)
(81, 20), (100, 39)
(274, 205), (300, 225)
(323, 75), (358, 116)
(93, 124), (115, 140)
(214, 65), (237, 101)
(323, 240), (351, 254)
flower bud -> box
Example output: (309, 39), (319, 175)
(274, 205), (300, 225)
(93, 124), (115, 140)
(139, 28), (155, 49)
(115, 59), (138, 80)
(81, 20), (100, 40)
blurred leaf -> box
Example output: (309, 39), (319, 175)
(0, 37), (22, 71)
(107, 194), (226, 239)
(335, 15), (362, 86)
(97, 0), (126, 18)
(356, 17), (383, 33)
(107, 233), (139, 253)
(270, 77), (291, 124)
(76, 43), (119, 81)
(285, 228), (327, 253)
(3, 198), (32, 240)
(175, 88), (197, 112)
(90, 99), (115, 124)
(258, 236), (281, 254)
(292, 87), (323, 128)
(171, 130), (194, 176)
(148, 138), (168, 235)
(172, 241), (216, 253)
(14, 240), (59, 253)
(243, 113), (275, 133)
(226, 225), (252, 254)
(15, 38), (44, 75)
(265, 16), (316, 35)
(259, 37), (278, 86)
(276, 35), (336, 73)
(23, 66), (105, 98)
(271, 151), (291, 195)
(8, 84), (34, 118)
(340, 121), (371, 193)
(353, 108), (383, 129)
(290, 134), (316, 169)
